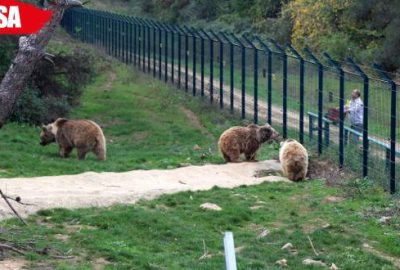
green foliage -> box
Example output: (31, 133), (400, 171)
(88, 0), (400, 72)
(0, 37), (18, 77)
(7, 49), (95, 125)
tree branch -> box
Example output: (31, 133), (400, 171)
(0, 189), (27, 226)
(0, 0), (82, 128)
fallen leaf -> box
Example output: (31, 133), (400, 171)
(281, 243), (294, 250)
(257, 228), (270, 239)
(193, 144), (202, 151)
(276, 259), (288, 267)
(200, 203), (222, 211)
(330, 263), (339, 270)
(303, 259), (327, 267)
(379, 216), (391, 224)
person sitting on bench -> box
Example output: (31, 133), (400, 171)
(345, 89), (364, 142)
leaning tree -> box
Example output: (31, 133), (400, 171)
(0, 0), (82, 128)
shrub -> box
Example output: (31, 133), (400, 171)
(9, 48), (95, 125)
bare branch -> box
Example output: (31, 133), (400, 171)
(0, 243), (26, 255)
(0, 189), (27, 226)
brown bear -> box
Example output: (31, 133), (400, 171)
(279, 139), (308, 181)
(218, 123), (280, 162)
(40, 118), (106, 161)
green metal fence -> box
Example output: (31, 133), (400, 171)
(61, 8), (399, 193)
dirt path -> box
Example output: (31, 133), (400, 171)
(0, 160), (285, 220)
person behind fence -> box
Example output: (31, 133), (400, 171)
(345, 89), (364, 142)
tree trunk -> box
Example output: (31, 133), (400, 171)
(0, 0), (82, 128)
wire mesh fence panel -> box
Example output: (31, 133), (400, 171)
(302, 61), (320, 152)
(61, 8), (400, 193)
(286, 55), (302, 141)
(212, 38), (221, 105)
(268, 52), (284, 135)
(366, 77), (396, 190)
(258, 51), (267, 121)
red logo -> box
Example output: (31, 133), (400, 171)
(0, 0), (53, 35)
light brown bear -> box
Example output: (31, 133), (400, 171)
(279, 139), (308, 181)
(218, 124), (280, 162)
(40, 118), (106, 161)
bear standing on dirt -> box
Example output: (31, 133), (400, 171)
(218, 124), (280, 162)
(279, 139), (308, 181)
(40, 118), (107, 161)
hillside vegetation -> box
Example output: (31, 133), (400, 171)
(87, 0), (400, 74)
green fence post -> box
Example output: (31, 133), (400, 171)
(230, 34), (246, 119)
(243, 35), (258, 124)
(211, 30), (225, 109)
(220, 32), (235, 114)
(187, 27), (198, 96)
(255, 37), (272, 124)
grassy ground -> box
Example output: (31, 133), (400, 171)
(0, 33), (399, 270)
(0, 53), (278, 178)
(1, 180), (399, 269)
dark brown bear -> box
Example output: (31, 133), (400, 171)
(40, 118), (106, 160)
(218, 124), (279, 162)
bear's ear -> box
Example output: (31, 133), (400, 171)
(55, 118), (68, 127)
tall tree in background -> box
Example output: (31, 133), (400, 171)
(0, 0), (82, 128)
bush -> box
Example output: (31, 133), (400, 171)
(9, 48), (95, 125)
(10, 87), (48, 124)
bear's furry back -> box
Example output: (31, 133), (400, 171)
(279, 140), (308, 181)
(219, 125), (261, 151)
(56, 119), (106, 160)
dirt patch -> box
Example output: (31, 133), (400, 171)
(0, 258), (27, 270)
(93, 257), (111, 270)
(65, 224), (97, 234)
(0, 160), (283, 220)
(363, 243), (400, 268)
(307, 158), (354, 185)
(180, 107), (213, 138)
(103, 71), (117, 91)
(323, 196), (346, 204)
(254, 169), (282, 178)
(132, 131), (150, 141)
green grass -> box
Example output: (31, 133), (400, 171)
(1, 180), (400, 269)
(0, 59), (279, 178)
(1, 32), (399, 270)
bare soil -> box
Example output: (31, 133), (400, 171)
(0, 160), (284, 220)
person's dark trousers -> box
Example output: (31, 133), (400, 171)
(351, 123), (363, 143)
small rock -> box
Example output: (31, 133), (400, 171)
(330, 263), (339, 270)
(322, 223), (331, 229)
(193, 144), (202, 151)
(179, 163), (191, 167)
(257, 228), (270, 239)
(200, 203), (222, 211)
(275, 259), (288, 267)
(250, 205), (263, 210)
(281, 243), (294, 250)
(324, 196), (345, 203)
(378, 216), (391, 224)
(303, 259), (327, 267)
